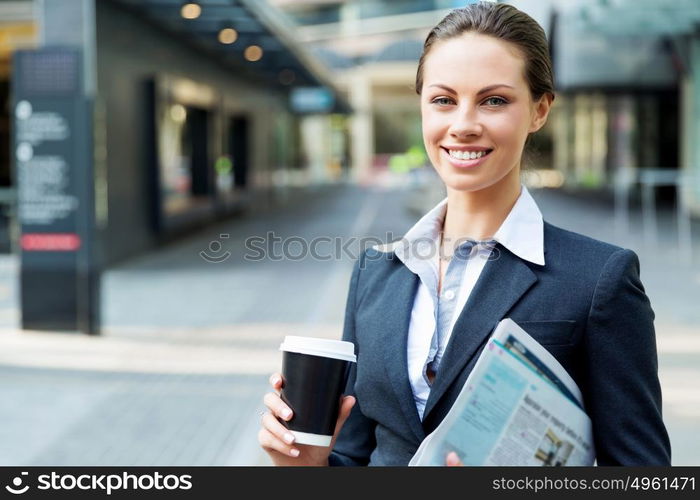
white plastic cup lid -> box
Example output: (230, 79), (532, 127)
(279, 336), (356, 363)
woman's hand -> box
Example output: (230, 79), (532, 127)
(446, 451), (463, 466)
(258, 372), (356, 466)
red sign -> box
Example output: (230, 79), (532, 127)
(21, 233), (81, 251)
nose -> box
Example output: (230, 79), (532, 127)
(448, 106), (483, 138)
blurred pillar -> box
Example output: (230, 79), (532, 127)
(573, 94), (592, 183)
(349, 70), (373, 183)
(300, 115), (332, 184)
(685, 31), (700, 216)
(38, 0), (96, 97)
(591, 94), (608, 182)
(552, 96), (570, 179)
(14, 0), (100, 334)
(611, 95), (637, 171)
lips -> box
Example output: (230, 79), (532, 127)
(440, 146), (493, 168)
(442, 146), (492, 152)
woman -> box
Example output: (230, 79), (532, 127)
(258, 2), (671, 466)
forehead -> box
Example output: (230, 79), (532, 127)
(422, 32), (527, 91)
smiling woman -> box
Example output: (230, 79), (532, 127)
(258, 1), (672, 467)
(419, 32), (551, 201)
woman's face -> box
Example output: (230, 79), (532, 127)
(420, 32), (551, 194)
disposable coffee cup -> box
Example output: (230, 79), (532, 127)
(279, 336), (357, 446)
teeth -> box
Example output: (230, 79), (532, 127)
(448, 149), (488, 160)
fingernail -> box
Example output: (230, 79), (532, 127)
(281, 408), (292, 420)
(284, 433), (295, 444)
(270, 375), (280, 385)
(290, 448), (300, 457)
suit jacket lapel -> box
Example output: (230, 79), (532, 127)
(422, 244), (538, 421)
(378, 261), (426, 443)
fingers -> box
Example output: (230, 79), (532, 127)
(269, 372), (284, 391)
(335, 395), (356, 431)
(446, 451), (463, 466)
(261, 373), (297, 459)
(258, 412), (300, 458)
(263, 391), (293, 421)
(329, 395), (356, 449)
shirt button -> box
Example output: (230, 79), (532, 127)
(443, 289), (455, 301)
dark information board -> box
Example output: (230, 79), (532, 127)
(13, 47), (100, 334)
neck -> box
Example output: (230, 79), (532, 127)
(442, 170), (522, 246)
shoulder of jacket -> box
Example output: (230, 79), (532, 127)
(543, 220), (625, 258)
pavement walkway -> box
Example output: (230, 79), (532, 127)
(0, 181), (698, 465)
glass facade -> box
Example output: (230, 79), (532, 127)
(551, 91), (678, 189)
(359, 0), (438, 19)
(282, 0), (472, 26)
(287, 4), (341, 25)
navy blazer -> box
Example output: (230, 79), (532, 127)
(329, 221), (672, 466)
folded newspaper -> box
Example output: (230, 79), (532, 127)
(409, 318), (595, 466)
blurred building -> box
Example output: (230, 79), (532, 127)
(4, 0), (700, 270)
(270, 0), (469, 182)
(275, 0), (700, 217)
(513, 0), (700, 216)
(1, 0), (350, 265)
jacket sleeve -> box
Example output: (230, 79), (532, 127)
(328, 252), (377, 466)
(583, 248), (671, 465)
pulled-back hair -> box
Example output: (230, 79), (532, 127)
(415, 2), (554, 101)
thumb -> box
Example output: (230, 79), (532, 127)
(330, 395), (356, 448)
(446, 451), (463, 466)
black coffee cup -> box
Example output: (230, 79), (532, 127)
(279, 336), (357, 446)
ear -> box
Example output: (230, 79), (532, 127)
(528, 93), (554, 133)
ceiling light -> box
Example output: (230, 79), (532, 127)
(181, 2), (201, 20)
(218, 28), (238, 44)
(244, 45), (263, 62)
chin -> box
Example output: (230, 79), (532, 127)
(436, 163), (519, 194)
(440, 171), (515, 195)
(443, 179), (490, 193)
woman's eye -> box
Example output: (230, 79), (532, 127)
(431, 97), (453, 106)
(483, 96), (508, 107)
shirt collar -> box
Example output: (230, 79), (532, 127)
(382, 184), (545, 267)
(492, 185), (545, 265)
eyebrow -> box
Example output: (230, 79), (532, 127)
(428, 83), (515, 94)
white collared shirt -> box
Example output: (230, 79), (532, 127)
(388, 185), (545, 420)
